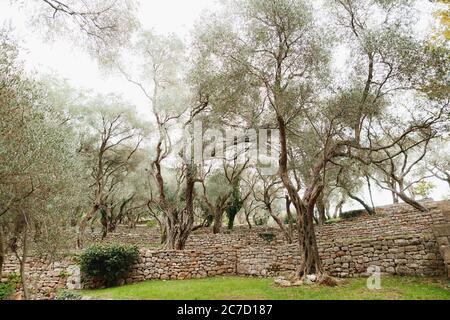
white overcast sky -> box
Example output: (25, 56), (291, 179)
(0, 0), (448, 208)
(0, 0), (220, 119)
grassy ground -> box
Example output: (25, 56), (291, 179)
(79, 276), (450, 300)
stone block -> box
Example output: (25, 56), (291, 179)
(432, 224), (450, 237)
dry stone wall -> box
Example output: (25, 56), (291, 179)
(122, 201), (448, 282)
(237, 234), (445, 278)
(430, 201), (450, 278)
(2, 201), (449, 299)
(125, 248), (238, 283)
(84, 201), (447, 250)
(2, 255), (80, 299)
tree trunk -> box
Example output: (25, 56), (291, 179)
(13, 230), (29, 300)
(366, 175), (376, 213)
(160, 224), (167, 245)
(285, 196), (295, 242)
(77, 204), (99, 248)
(162, 212), (182, 250)
(392, 192), (399, 204)
(325, 201), (331, 220)
(163, 211), (193, 250)
(100, 208), (108, 240)
(296, 203), (324, 278)
(334, 199), (344, 218)
(162, 164), (196, 250)
(316, 193), (326, 225)
(164, 216), (180, 250)
(245, 212), (252, 229)
(267, 205), (292, 243)
(227, 204), (240, 230)
(397, 191), (428, 212)
(390, 181), (399, 204)
(192, 216), (210, 232)
(227, 216), (235, 230)
(277, 115), (325, 279)
(212, 208), (223, 234)
(151, 213), (167, 244)
(19, 231), (28, 300)
(347, 192), (375, 215)
(176, 165), (196, 249)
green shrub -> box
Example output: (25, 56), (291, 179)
(0, 272), (21, 300)
(146, 219), (157, 228)
(79, 244), (139, 287)
(56, 289), (82, 300)
(0, 282), (14, 300)
(7, 272), (20, 285)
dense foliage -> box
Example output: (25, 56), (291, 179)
(0, 273), (20, 300)
(79, 244), (139, 287)
(0, 282), (14, 300)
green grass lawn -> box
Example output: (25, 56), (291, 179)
(79, 276), (450, 300)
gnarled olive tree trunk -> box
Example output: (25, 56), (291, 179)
(77, 204), (99, 249)
(212, 208), (224, 235)
(316, 193), (327, 225)
(396, 191), (428, 212)
(160, 164), (197, 250)
(277, 116), (325, 279)
(203, 194), (229, 235)
(347, 192), (376, 215)
(285, 196), (295, 242)
(267, 204), (292, 243)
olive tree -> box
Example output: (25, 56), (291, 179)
(73, 97), (145, 247)
(200, 159), (250, 234)
(426, 139), (450, 187)
(15, 0), (139, 61)
(107, 31), (211, 249)
(0, 30), (84, 297)
(192, 0), (448, 282)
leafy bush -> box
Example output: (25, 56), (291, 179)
(412, 181), (435, 199)
(79, 244), (139, 287)
(0, 272), (20, 300)
(56, 290), (82, 300)
(0, 282), (14, 300)
(7, 272), (20, 283)
(146, 219), (157, 228)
